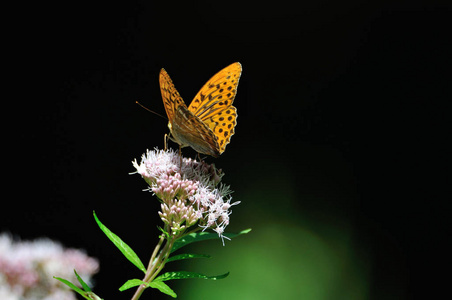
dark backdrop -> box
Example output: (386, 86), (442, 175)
(3, 1), (450, 299)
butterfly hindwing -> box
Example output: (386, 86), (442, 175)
(206, 106), (237, 153)
(171, 105), (221, 157)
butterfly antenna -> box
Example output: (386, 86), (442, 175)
(136, 101), (167, 120)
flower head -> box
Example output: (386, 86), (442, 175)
(0, 233), (99, 299)
(132, 149), (239, 243)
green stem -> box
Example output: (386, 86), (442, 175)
(130, 232), (177, 300)
(148, 234), (165, 270)
(147, 237), (175, 282)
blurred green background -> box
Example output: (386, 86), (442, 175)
(172, 144), (374, 300)
(3, 1), (449, 299)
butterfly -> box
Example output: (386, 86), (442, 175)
(159, 62), (242, 157)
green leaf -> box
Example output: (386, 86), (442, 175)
(119, 279), (146, 291)
(154, 271), (229, 282)
(167, 253), (211, 263)
(157, 226), (169, 238)
(172, 228), (252, 253)
(54, 276), (103, 300)
(119, 279), (177, 298)
(224, 228), (252, 238)
(54, 276), (86, 295)
(149, 281), (177, 298)
(74, 269), (91, 292)
(93, 211), (146, 273)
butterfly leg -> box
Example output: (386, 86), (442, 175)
(164, 133), (169, 151)
(178, 145), (182, 168)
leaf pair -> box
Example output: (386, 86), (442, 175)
(54, 270), (102, 300)
(119, 271), (230, 298)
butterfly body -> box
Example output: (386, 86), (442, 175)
(160, 62), (242, 157)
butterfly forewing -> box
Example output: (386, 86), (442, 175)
(159, 68), (187, 124)
(188, 62), (242, 121)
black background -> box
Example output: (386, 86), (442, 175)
(3, 1), (450, 299)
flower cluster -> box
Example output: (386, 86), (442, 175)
(0, 233), (99, 300)
(132, 149), (239, 243)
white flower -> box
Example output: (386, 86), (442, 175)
(132, 148), (239, 243)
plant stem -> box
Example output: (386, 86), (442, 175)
(148, 235), (165, 270)
(130, 234), (176, 300)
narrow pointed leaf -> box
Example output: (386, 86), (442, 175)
(54, 277), (90, 300)
(167, 253), (211, 263)
(154, 271), (229, 282)
(93, 211), (146, 273)
(54, 276), (85, 294)
(119, 279), (177, 298)
(172, 228), (251, 253)
(149, 281), (177, 298)
(74, 269), (91, 292)
(119, 279), (146, 291)
(223, 228), (252, 239)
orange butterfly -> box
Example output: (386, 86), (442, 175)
(159, 62), (242, 157)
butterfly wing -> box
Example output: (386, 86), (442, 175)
(188, 62), (242, 119)
(204, 106), (237, 154)
(159, 68), (187, 125)
(160, 67), (221, 156)
(171, 105), (221, 157)
(188, 62), (242, 154)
